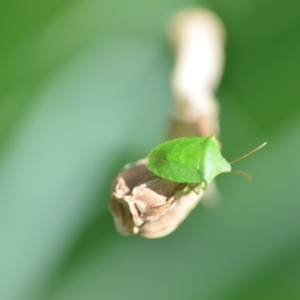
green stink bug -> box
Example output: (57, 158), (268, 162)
(148, 135), (266, 193)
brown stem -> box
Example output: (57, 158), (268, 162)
(108, 8), (226, 238)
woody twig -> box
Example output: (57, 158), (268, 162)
(109, 8), (226, 238)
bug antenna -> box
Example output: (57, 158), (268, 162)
(229, 142), (267, 164)
(227, 170), (252, 181)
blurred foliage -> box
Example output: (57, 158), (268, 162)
(1, 0), (300, 299)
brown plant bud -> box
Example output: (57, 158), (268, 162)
(108, 159), (203, 238)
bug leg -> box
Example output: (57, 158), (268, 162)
(180, 183), (205, 195)
(192, 184), (201, 195)
(192, 182), (207, 194)
(182, 184), (190, 193)
(201, 181), (208, 191)
(175, 184), (191, 195)
(181, 183), (198, 194)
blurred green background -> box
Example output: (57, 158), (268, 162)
(1, 0), (300, 299)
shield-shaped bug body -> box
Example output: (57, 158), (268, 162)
(148, 135), (230, 189)
(148, 135), (266, 193)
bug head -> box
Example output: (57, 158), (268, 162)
(221, 158), (231, 173)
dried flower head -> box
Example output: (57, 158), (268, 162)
(109, 159), (203, 238)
